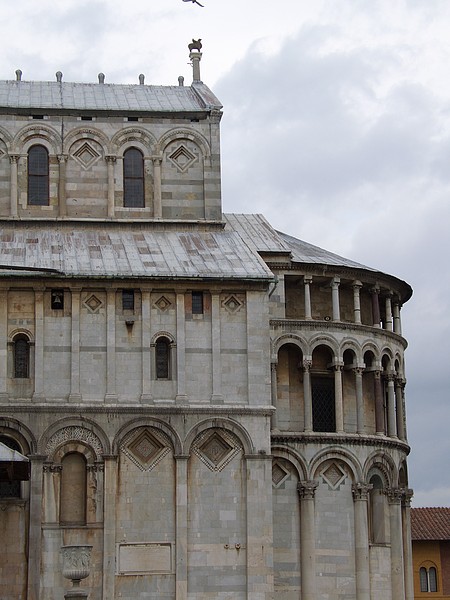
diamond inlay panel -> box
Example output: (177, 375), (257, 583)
(168, 144), (197, 173)
(154, 296), (172, 312)
(272, 461), (290, 488)
(121, 428), (170, 472)
(193, 430), (241, 472)
(84, 294), (103, 313)
(322, 462), (346, 490)
(72, 142), (101, 170)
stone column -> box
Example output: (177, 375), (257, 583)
(9, 154), (19, 217)
(27, 455), (46, 600)
(152, 156), (162, 218)
(354, 367), (364, 434)
(374, 370), (385, 435)
(385, 292), (393, 331)
(386, 373), (397, 438)
(210, 292), (223, 403)
(270, 362), (278, 429)
(58, 154), (67, 217)
(334, 364), (344, 433)
(331, 276), (341, 322)
(304, 276), (312, 320)
(298, 480), (318, 600)
(352, 280), (362, 324)
(396, 378), (407, 441)
(387, 488), (405, 600)
(402, 488), (414, 600)
(393, 299), (402, 335)
(371, 287), (381, 328)
(105, 155), (116, 218)
(176, 292), (187, 402)
(352, 483), (372, 600)
(69, 288), (82, 401)
(140, 288), (153, 402)
(246, 455), (274, 600)
(102, 455), (118, 600)
(0, 288), (8, 399)
(175, 455), (189, 600)
(105, 288), (118, 402)
(303, 359), (313, 432)
(33, 288), (45, 401)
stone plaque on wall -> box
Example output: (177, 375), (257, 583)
(117, 543), (172, 574)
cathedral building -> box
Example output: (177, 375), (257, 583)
(0, 46), (413, 600)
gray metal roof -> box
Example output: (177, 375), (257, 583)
(0, 80), (222, 113)
(224, 213), (374, 270)
(0, 222), (271, 281)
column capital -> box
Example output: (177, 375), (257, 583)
(370, 285), (380, 294)
(105, 154), (117, 163)
(9, 153), (20, 163)
(401, 488), (414, 507)
(352, 482), (372, 501)
(352, 366), (364, 376)
(151, 155), (163, 164)
(330, 276), (340, 288)
(386, 487), (403, 505)
(352, 280), (363, 290)
(57, 153), (69, 163)
(297, 480), (318, 499)
(302, 358), (312, 371)
(303, 275), (313, 284)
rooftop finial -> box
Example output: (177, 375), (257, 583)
(15, 69), (22, 82)
(98, 73), (105, 84)
(178, 75), (184, 87)
(188, 39), (203, 83)
(56, 71), (63, 83)
(139, 74), (145, 85)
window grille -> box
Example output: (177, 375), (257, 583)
(192, 291), (204, 314)
(155, 338), (170, 379)
(123, 148), (144, 207)
(28, 145), (49, 206)
(122, 290), (135, 311)
(14, 336), (29, 379)
(312, 377), (335, 432)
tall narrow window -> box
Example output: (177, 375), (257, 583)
(122, 290), (135, 310)
(312, 377), (335, 432)
(28, 145), (49, 206)
(420, 567), (428, 592)
(420, 566), (438, 592)
(60, 452), (87, 525)
(192, 291), (204, 314)
(155, 337), (170, 379)
(0, 436), (22, 498)
(13, 335), (30, 379)
(123, 148), (144, 207)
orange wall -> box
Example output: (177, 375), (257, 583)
(413, 540), (448, 599)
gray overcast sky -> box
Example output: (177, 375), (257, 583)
(1, 0), (448, 507)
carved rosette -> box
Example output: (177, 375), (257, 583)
(297, 480), (318, 500)
(60, 545), (92, 586)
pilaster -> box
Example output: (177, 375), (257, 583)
(298, 480), (318, 600)
(352, 482), (372, 600)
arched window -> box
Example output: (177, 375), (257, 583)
(60, 452), (87, 525)
(420, 566), (438, 592)
(369, 474), (386, 543)
(311, 345), (335, 432)
(28, 144), (49, 205)
(123, 148), (144, 207)
(155, 337), (170, 380)
(0, 436), (22, 498)
(13, 334), (30, 379)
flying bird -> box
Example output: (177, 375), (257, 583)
(182, 0), (204, 6)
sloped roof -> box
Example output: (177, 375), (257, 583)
(0, 80), (222, 113)
(411, 507), (450, 541)
(0, 222), (272, 281)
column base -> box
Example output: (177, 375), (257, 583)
(210, 394), (223, 404)
(176, 394), (188, 404)
(104, 393), (118, 403)
(68, 393), (82, 403)
(140, 393), (154, 404)
(64, 589), (88, 600)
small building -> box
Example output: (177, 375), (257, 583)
(411, 507), (450, 598)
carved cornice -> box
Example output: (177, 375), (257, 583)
(271, 431), (410, 454)
(270, 319), (407, 348)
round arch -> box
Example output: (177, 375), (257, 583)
(309, 445), (362, 482)
(271, 444), (307, 481)
(157, 127), (211, 160)
(63, 126), (109, 156)
(112, 417), (182, 456)
(111, 127), (156, 156)
(39, 417), (110, 459)
(271, 333), (307, 358)
(13, 124), (61, 154)
(184, 417), (254, 456)
(364, 450), (397, 487)
(309, 335), (339, 358)
(0, 417), (36, 454)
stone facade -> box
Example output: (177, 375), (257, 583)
(0, 49), (414, 600)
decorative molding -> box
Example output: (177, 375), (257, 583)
(352, 482), (372, 501)
(45, 426), (104, 457)
(121, 427), (171, 472)
(192, 429), (241, 472)
(297, 479), (318, 500)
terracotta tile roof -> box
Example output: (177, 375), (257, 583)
(411, 507), (450, 541)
